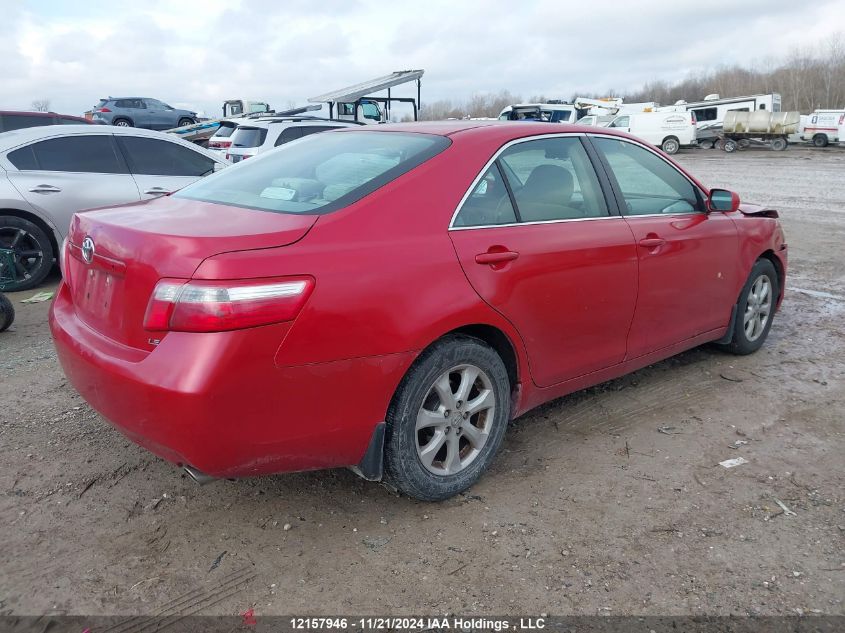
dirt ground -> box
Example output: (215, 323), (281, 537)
(1, 146), (843, 619)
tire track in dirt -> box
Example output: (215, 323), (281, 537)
(100, 567), (256, 633)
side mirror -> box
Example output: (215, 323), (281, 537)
(708, 188), (740, 212)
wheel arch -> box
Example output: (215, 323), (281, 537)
(759, 249), (786, 306)
(0, 207), (60, 261)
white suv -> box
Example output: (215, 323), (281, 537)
(226, 118), (360, 163)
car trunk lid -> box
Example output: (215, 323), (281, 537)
(65, 195), (317, 351)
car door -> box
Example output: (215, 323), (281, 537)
(4, 134), (141, 240)
(118, 99), (149, 128)
(590, 135), (739, 358)
(115, 135), (218, 198)
(144, 99), (176, 129)
(448, 135), (638, 388)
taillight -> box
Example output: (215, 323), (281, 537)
(143, 277), (314, 333)
(209, 140), (231, 149)
(690, 111), (697, 124)
(96, 107), (112, 113)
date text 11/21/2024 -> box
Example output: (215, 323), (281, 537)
(289, 617), (547, 630)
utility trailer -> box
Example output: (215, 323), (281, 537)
(308, 70), (424, 123)
(701, 110), (801, 153)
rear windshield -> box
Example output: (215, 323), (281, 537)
(175, 131), (450, 215)
(231, 127), (267, 148)
(213, 124), (236, 138)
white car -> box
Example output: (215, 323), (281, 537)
(606, 111), (698, 155)
(0, 125), (227, 291)
(207, 120), (238, 158)
(226, 117), (360, 163)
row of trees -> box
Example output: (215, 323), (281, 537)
(419, 34), (845, 120)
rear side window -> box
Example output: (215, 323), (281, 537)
(453, 163), (517, 227)
(498, 137), (608, 221)
(117, 136), (216, 177)
(232, 127), (268, 148)
(274, 127), (302, 147)
(176, 131), (450, 215)
(9, 135), (126, 173)
(116, 99), (145, 109)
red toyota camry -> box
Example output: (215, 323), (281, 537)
(50, 122), (787, 500)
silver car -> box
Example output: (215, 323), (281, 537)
(0, 125), (227, 291)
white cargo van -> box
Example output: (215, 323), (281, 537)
(802, 109), (845, 147)
(605, 111), (697, 154)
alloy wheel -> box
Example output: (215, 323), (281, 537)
(743, 274), (772, 342)
(415, 364), (496, 476)
(0, 227), (44, 290)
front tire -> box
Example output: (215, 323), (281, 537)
(384, 334), (511, 501)
(723, 139), (738, 153)
(0, 216), (54, 292)
(721, 259), (779, 355)
(770, 137), (788, 151)
(177, 117), (195, 128)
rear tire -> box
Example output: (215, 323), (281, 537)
(719, 258), (779, 355)
(723, 139), (738, 153)
(384, 334), (511, 501)
(770, 137), (788, 151)
(0, 293), (14, 332)
(812, 134), (828, 148)
(112, 118), (132, 127)
(661, 137), (680, 154)
(0, 216), (54, 292)
(698, 139), (714, 150)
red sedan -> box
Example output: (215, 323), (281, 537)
(50, 122), (787, 500)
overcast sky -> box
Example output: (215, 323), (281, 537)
(3, 0), (843, 117)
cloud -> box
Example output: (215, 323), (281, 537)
(1, 0), (843, 116)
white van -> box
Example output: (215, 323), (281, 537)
(802, 109), (845, 147)
(606, 111), (697, 154)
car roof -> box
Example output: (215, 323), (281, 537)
(0, 124), (227, 160)
(332, 120), (637, 144)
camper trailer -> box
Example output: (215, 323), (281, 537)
(664, 94), (781, 130)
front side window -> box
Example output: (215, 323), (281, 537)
(609, 116), (630, 128)
(117, 136), (215, 177)
(453, 163), (517, 227)
(592, 136), (702, 215)
(497, 137), (608, 222)
(9, 135), (126, 173)
(175, 131), (449, 215)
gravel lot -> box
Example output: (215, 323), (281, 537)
(1, 146), (843, 619)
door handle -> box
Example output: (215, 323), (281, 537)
(638, 237), (666, 248)
(143, 187), (171, 195)
(28, 184), (61, 193)
(475, 250), (519, 265)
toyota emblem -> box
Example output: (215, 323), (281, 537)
(81, 236), (95, 264)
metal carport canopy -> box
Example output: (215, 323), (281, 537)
(308, 70), (424, 103)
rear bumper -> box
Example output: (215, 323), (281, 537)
(49, 282), (414, 478)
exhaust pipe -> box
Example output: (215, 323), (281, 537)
(184, 465), (217, 485)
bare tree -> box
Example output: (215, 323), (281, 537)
(30, 99), (51, 112)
